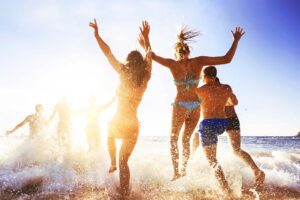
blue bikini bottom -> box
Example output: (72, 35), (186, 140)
(172, 100), (201, 113)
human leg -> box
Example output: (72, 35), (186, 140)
(181, 107), (200, 176)
(170, 106), (187, 180)
(227, 130), (265, 188)
(108, 136), (117, 173)
(191, 132), (200, 157)
(203, 144), (233, 197)
(119, 137), (138, 197)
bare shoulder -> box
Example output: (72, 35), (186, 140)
(221, 84), (232, 91)
(220, 84), (232, 95)
(196, 84), (207, 94)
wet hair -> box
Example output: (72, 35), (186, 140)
(203, 66), (217, 78)
(122, 50), (148, 87)
(174, 26), (199, 58)
(35, 104), (43, 112)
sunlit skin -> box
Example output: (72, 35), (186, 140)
(6, 104), (46, 137)
(84, 95), (116, 151)
(48, 96), (73, 150)
(89, 19), (152, 198)
(193, 78), (265, 190)
(196, 68), (236, 198)
(143, 26), (245, 180)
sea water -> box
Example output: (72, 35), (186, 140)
(0, 131), (299, 199)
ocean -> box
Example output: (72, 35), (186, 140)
(0, 134), (299, 199)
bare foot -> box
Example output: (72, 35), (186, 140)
(108, 165), (117, 173)
(171, 173), (181, 181)
(254, 170), (265, 191)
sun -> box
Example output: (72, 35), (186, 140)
(42, 63), (117, 149)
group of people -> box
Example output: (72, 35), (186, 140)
(6, 95), (115, 152)
(6, 19), (265, 199)
(89, 19), (265, 199)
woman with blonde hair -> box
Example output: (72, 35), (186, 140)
(142, 26), (245, 180)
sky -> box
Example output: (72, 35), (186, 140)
(0, 0), (299, 136)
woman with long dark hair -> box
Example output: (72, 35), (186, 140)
(89, 19), (151, 197)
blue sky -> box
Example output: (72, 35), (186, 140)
(0, 0), (299, 136)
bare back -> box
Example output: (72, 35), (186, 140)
(196, 83), (232, 119)
(170, 60), (203, 101)
(115, 64), (151, 124)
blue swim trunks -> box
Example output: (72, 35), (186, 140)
(198, 118), (228, 146)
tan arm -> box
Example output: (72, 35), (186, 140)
(152, 52), (176, 69)
(7, 116), (30, 134)
(89, 19), (123, 73)
(227, 93), (238, 106)
(190, 27), (245, 66)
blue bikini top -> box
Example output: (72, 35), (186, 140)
(174, 78), (200, 91)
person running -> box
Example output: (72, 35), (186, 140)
(48, 96), (73, 151)
(195, 66), (237, 198)
(84, 95), (116, 151)
(192, 77), (265, 190)
(142, 26), (245, 180)
(7, 104), (46, 137)
(89, 19), (152, 198)
(221, 78), (265, 189)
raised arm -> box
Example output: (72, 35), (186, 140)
(6, 116), (30, 135)
(89, 19), (123, 73)
(138, 21), (153, 73)
(138, 21), (175, 69)
(139, 21), (151, 51)
(152, 52), (176, 69)
(190, 27), (245, 66)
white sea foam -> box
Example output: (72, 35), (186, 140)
(0, 131), (299, 199)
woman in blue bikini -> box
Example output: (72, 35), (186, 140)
(142, 26), (245, 180)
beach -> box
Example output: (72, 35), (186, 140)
(0, 134), (299, 199)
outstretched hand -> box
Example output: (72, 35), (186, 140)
(139, 20), (150, 39)
(89, 18), (99, 37)
(231, 27), (245, 42)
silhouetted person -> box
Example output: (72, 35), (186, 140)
(90, 19), (152, 198)
(48, 96), (72, 151)
(7, 104), (46, 137)
(84, 95), (115, 151)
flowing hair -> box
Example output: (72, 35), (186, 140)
(174, 26), (200, 55)
(121, 50), (148, 87)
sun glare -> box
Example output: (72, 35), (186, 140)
(42, 65), (116, 149)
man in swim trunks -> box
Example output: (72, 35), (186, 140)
(7, 104), (46, 137)
(192, 76), (265, 191)
(196, 66), (235, 198)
